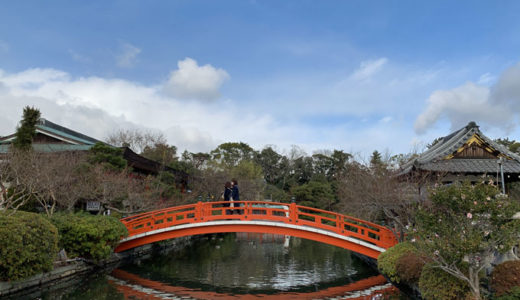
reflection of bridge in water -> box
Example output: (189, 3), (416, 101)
(109, 269), (399, 300)
(116, 201), (398, 259)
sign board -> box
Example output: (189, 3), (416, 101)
(86, 201), (101, 211)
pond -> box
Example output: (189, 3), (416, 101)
(38, 233), (408, 299)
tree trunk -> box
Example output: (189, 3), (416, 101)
(468, 268), (481, 300)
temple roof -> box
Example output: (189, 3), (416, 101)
(401, 121), (520, 175)
(0, 118), (102, 147)
(0, 119), (187, 179)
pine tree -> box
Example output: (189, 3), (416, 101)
(13, 106), (41, 151)
(370, 150), (383, 168)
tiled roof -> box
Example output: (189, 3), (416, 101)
(420, 159), (520, 173)
(37, 118), (101, 145)
(0, 118), (102, 146)
(401, 121), (520, 174)
(0, 144), (93, 153)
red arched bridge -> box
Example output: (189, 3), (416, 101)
(115, 201), (398, 259)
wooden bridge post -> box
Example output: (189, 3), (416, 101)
(336, 215), (344, 234)
(195, 201), (203, 222)
(289, 202), (297, 224)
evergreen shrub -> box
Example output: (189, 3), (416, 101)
(494, 286), (520, 300)
(0, 211), (58, 281)
(491, 260), (520, 297)
(395, 252), (428, 284)
(49, 213), (128, 262)
(377, 241), (416, 283)
(419, 264), (471, 300)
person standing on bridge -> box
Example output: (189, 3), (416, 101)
(224, 181), (233, 215)
(231, 179), (240, 215)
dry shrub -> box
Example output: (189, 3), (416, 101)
(491, 260), (520, 297)
(395, 252), (429, 284)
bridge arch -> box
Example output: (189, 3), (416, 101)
(115, 201), (398, 259)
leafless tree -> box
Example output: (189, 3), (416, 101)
(0, 151), (40, 215)
(105, 128), (167, 154)
(1, 149), (167, 216)
(16, 151), (92, 215)
(336, 162), (428, 241)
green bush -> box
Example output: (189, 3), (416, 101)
(419, 264), (471, 300)
(49, 213), (128, 262)
(395, 252), (428, 284)
(491, 260), (520, 297)
(495, 286), (520, 300)
(377, 242), (416, 283)
(0, 211), (58, 281)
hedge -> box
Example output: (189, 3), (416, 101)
(491, 260), (520, 297)
(0, 211), (58, 281)
(495, 286), (520, 300)
(395, 252), (428, 284)
(49, 213), (128, 262)
(419, 264), (471, 300)
(377, 242), (416, 283)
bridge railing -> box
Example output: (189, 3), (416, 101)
(119, 201), (397, 249)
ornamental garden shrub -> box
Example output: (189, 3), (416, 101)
(0, 211), (58, 281)
(410, 182), (520, 300)
(491, 260), (520, 297)
(494, 286), (520, 300)
(49, 212), (128, 262)
(377, 241), (416, 283)
(419, 264), (471, 300)
(395, 252), (428, 285)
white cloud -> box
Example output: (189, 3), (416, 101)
(163, 57), (230, 101)
(415, 63), (520, 134)
(350, 58), (388, 81)
(0, 64), (288, 153)
(116, 42), (141, 68)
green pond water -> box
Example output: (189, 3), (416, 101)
(25, 233), (409, 299)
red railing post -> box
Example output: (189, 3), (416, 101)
(195, 201), (203, 222)
(290, 202), (297, 224)
(336, 215), (344, 234)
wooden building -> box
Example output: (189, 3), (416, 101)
(0, 118), (187, 182)
(400, 121), (520, 189)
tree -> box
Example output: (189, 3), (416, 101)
(495, 138), (520, 154)
(1, 150), (92, 216)
(12, 106), (41, 151)
(182, 151), (211, 170)
(230, 160), (265, 201)
(336, 162), (420, 240)
(410, 182), (520, 300)
(106, 128), (167, 154)
(255, 146), (289, 187)
(330, 150), (352, 178)
(287, 156), (314, 187)
(88, 142), (127, 171)
(311, 150), (352, 181)
(291, 180), (335, 209)
(369, 150), (384, 170)
(0, 151), (39, 215)
(141, 143), (178, 166)
(210, 142), (256, 169)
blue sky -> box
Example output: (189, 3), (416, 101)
(1, 1), (520, 158)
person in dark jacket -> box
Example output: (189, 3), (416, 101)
(224, 181), (233, 215)
(231, 179), (240, 215)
